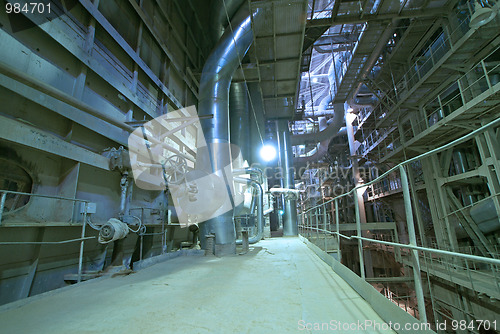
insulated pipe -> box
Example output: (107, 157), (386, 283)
(210, 0), (246, 44)
(230, 83), (250, 162)
(197, 4), (256, 255)
(264, 208), (274, 215)
(291, 62), (344, 147)
(294, 104), (345, 168)
(233, 167), (264, 183)
(277, 119), (298, 236)
(234, 177), (263, 244)
(248, 82), (267, 165)
(457, 198), (500, 238)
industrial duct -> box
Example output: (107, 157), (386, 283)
(197, 4), (257, 255)
(292, 60), (345, 167)
(210, 0), (246, 44)
(291, 61), (344, 147)
(277, 119), (298, 236)
(230, 82), (250, 162)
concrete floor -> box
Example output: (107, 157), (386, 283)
(0, 238), (395, 333)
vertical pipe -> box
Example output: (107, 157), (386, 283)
(198, 5), (257, 255)
(323, 203), (328, 251)
(77, 202), (87, 283)
(230, 82), (250, 162)
(400, 165), (427, 323)
(277, 119), (298, 236)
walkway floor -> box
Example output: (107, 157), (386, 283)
(0, 238), (395, 333)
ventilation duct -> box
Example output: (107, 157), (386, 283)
(197, 4), (257, 255)
(210, 0), (246, 44)
(292, 60), (345, 165)
(230, 82), (250, 162)
(292, 60), (344, 146)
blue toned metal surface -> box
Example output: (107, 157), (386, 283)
(277, 119), (298, 236)
(198, 4), (258, 255)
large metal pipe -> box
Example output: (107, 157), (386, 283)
(230, 83), (250, 162)
(291, 62), (344, 147)
(210, 0), (246, 44)
(456, 198), (500, 238)
(234, 177), (264, 244)
(197, 4), (256, 255)
(248, 82), (266, 165)
(277, 119), (298, 236)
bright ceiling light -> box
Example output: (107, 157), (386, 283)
(260, 144), (277, 162)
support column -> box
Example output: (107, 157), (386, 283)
(346, 105), (374, 278)
(276, 119), (298, 236)
(400, 165), (427, 323)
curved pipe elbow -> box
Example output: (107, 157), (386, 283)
(233, 167), (264, 183)
(234, 177), (263, 244)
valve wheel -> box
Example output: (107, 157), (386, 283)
(162, 154), (187, 185)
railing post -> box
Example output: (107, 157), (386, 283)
(399, 165), (427, 323)
(323, 203), (328, 251)
(77, 202), (88, 283)
(335, 198), (341, 262)
(353, 188), (365, 279)
(308, 211), (312, 238)
(0, 192), (6, 225)
(481, 60), (492, 89)
(457, 79), (467, 106)
(316, 207), (320, 241)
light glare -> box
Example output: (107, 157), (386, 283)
(260, 144), (276, 162)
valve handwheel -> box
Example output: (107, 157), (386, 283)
(162, 154), (187, 185)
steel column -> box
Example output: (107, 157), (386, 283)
(400, 165), (427, 323)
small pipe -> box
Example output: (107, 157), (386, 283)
(233, 167), (264, 183)
(234, 177), (263, 244)
(119, 172), (129, 219)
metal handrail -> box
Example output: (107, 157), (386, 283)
(0, 190), (90, 225)
(299, 226), (500, 266)
(0, 189), (91, 283)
